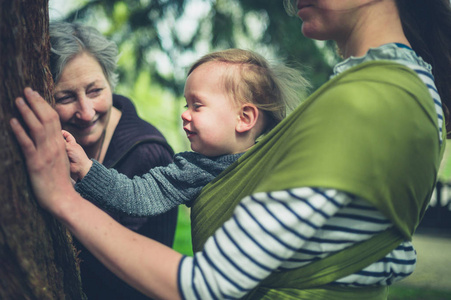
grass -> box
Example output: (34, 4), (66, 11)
(389, 285), (451, 299)
(172, 206), (193, 256)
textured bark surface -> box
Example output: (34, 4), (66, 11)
(0, 0), (85, 298)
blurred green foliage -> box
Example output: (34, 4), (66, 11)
(61, 0), (335, 90)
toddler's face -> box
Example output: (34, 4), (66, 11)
(182, 61), (240, 157)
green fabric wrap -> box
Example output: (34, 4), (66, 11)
(190, 61), (445, 298)
(244, 285), (389, 300)
(244, 227), (401, 299)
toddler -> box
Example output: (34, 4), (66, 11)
(67, 48), (310, 216)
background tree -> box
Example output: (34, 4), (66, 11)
(0, 0), (85, 298)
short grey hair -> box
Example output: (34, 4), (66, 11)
(49, 22), (119, 89)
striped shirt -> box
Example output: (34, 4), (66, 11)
(178, 44), (443, 299)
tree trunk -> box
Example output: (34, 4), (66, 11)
(0, 0), (86, 298)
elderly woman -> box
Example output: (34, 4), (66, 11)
(48, 22), (177, 300)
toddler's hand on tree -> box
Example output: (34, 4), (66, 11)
(62, 130), (92, 181)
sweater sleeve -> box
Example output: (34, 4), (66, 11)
(74, 152), (241, 217)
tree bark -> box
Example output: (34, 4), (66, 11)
(0, 0), (85, 298)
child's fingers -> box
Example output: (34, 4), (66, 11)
(62, 130), (76, 143)
(62, 131), (73, 152)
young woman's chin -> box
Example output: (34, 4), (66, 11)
(301, 22), (328, 41)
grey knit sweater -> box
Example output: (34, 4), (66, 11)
(74, 151), (243, 217)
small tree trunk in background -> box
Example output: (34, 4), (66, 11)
(0, 0), (85, 298)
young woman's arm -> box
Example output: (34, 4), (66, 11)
(10, 88), (182, 300)
(59, 194), (182, 299)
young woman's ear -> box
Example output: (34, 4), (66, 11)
(236, 103), (259, 133)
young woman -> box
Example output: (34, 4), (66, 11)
(10, 1), (451, 299)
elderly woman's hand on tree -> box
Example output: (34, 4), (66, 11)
(10, 87), (76, 214)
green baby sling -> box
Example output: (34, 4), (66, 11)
(191, 61), (445, 299)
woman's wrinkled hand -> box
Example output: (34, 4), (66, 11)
(10, 87), (75, 213)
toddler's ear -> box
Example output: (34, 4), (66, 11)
(236, 103), (259, 133)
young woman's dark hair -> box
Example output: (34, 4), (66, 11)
(395, 0), (451, 136)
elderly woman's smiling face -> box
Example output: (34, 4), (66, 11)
(53, 52), (113, 149)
